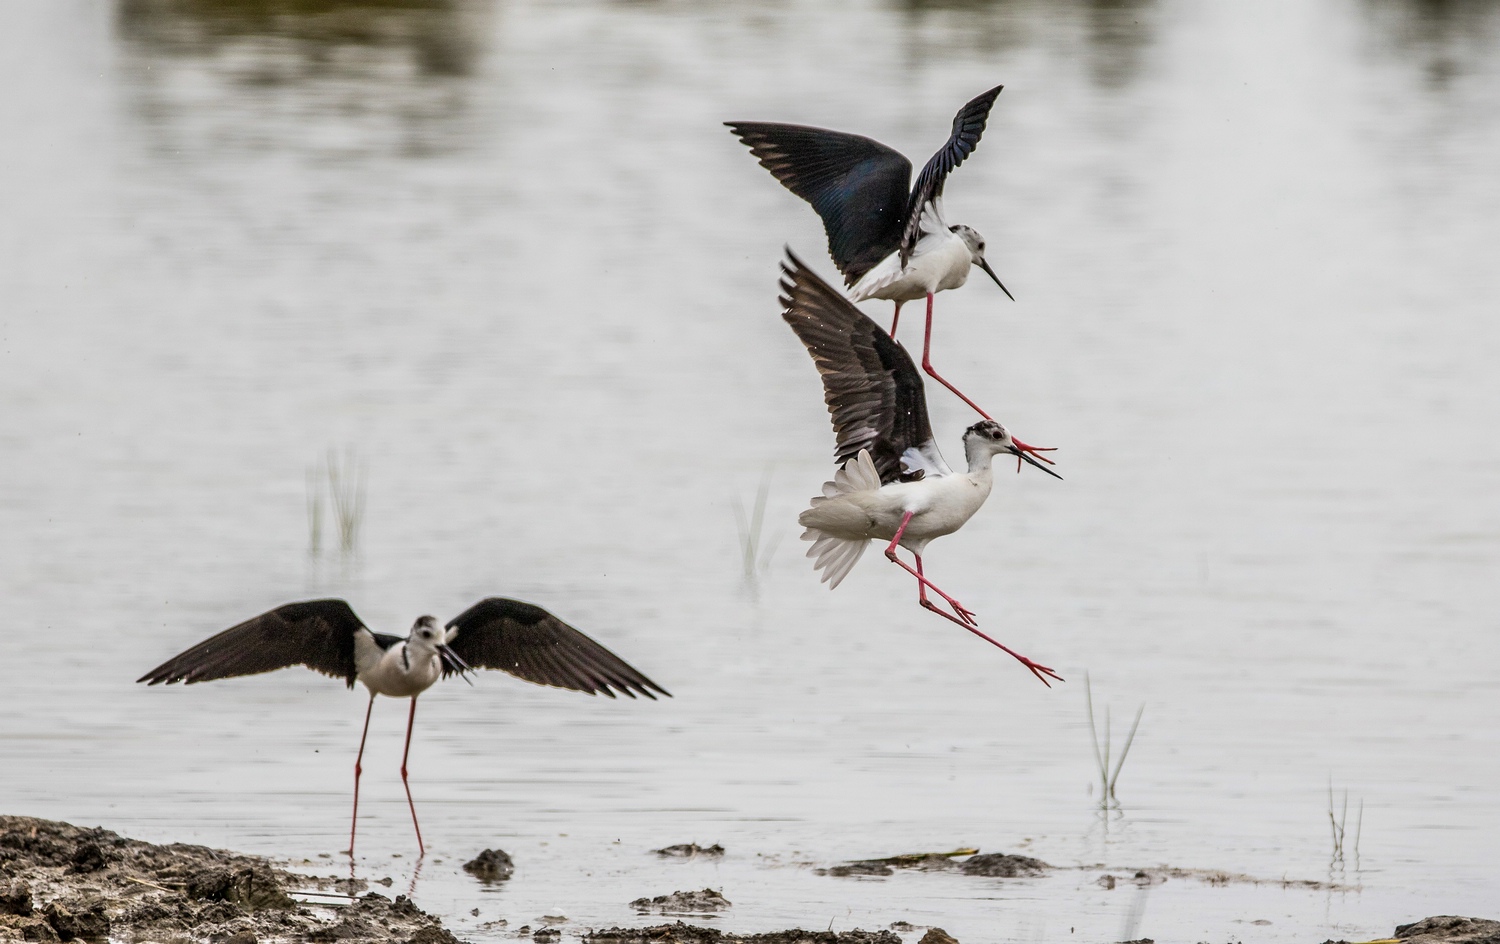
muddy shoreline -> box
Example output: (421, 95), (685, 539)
(3, 817), (1496, 944)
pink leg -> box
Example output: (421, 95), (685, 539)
(400, 697), (425, 857)
(917, 295), (1060, 472)
(920, 293), (992, 420)
(884, 512), (976, 626)
(889, 301), (904, 338)
(912, 553), (978, 626)
(916, 556), (1062, 687)
(886, 513), (1063, 687)
(346, 693), (375, 857)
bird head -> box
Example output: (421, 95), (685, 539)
(963, 420), (1060, 478)
(410, 615), (474, 679)
(950, 225), (1014, 302)
(408, 615), (444, 651)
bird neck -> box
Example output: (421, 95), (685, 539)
(963, 439), (1003, 476)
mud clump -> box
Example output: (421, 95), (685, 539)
(0, 885), (32, 916)
(0, 816), (459, 944)
(654, 844), (725, 858)
(462, 849), (514, 883)
(817, 861), (893, 877)
(630, 888), (731, 913)
(588, 923), (901, 943)
(184, 865), (295, 909)
(958, 853), (1048, 878)
(1392, 916), (1500, 944)
(819, 849), (1050, 879)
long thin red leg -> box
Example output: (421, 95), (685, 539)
(889, 300), (904, 338)
(346, 693), (375, 857)
(920, 293), (992, 420)
(884, 512), (976, 625)
(917, 556), (1062, 686)
(886, 514), (1063, 687)
(915, 555), (973, 625)
(400, 697), (425, 857)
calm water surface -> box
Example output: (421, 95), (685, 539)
(3, 1), (1499, 941)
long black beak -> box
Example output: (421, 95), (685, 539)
(977, 257), (1015, 302)
(1011, 445), (1062, 479)
(438, 644), (474, 684)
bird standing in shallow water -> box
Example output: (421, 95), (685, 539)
(138, 597), (669, 856)
(778, 249), (1063, 686)
(728, 85), (1020, 422)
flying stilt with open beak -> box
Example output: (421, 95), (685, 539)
(778, 249), (1062, 686)
(138, 597), (669, 856)
(728, 85), (1018, 421)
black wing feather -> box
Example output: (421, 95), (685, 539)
(778, 250), (936, 485)
(900, 85), (1003, 264)
(137, 599), (366, 689)
(726, 121), (911, 285)
(444, 598), (670, 700)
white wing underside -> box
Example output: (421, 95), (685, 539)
(847, 199), (952, 302)
(800, 449), (883, 589)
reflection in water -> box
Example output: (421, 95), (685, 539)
(894, 0), (1159, 89)
(114, 0), (498, 158)
(1362, 0), (1500, 88)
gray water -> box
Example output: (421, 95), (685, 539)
(3, 0), (1499, 941)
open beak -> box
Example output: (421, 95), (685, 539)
(438, 644), (474, 684)
(978, 257), (1015, 302)
(1010, 438), (1061, 479)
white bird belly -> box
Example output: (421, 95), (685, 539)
(357, 643), (441, 698)
(799, 474), (993, 548)
(849, 232), (973, 304)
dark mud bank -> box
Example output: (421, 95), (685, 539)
(3, 817), (1497, 944)
(0, 816), (457, 944)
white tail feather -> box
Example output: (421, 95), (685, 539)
(799, 450), (880, 589)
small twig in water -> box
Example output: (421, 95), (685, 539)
(125, 876), (177, 893)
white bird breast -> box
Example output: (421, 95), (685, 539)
(354, 635), (443, 698)
(849, 229), (974, 304)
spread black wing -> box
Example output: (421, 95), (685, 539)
(778, 249), (947, 485)
(899, 85), (1003, 264)
(444, 598), (670, 700)
(137, 599), (367, 689)
(726, 121), (911, 286)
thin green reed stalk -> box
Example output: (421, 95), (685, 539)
(1085, 673), (1108, 801)
(1109, 704), (1146, 799)
(1086, 673), (1145, 807)
(733, 467), (779, 577)
(326, 449), (365, 555)
(306, 465), (324, 556)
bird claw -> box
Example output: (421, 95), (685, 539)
(921, 597), (977, 628)
(1019, 657), (1064, 687)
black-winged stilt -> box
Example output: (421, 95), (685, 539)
(138, 597), (669, 856)
(728, 85), (1014, 420)
(778, 250), (1063, 686)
